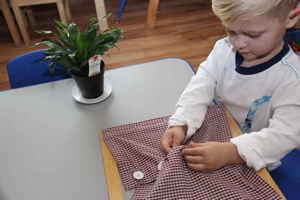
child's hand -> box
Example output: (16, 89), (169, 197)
(182, 142), (244, 172)
(161, 126), (187, 153)
(290, 6), (300, 19)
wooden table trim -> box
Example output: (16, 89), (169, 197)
(99, 134), (124, 200)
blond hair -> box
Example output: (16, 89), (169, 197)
(212, 0), (298, 25)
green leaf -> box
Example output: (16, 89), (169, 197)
(40, 38), (67, 55)
(55, 55), (75, 69)
(89, 17), (97, 24)
(68, 23), (80, 42)
(54, 20), (68, 30)
(48, 62), (56, 73)
(35, 30), (53, 34)
(55, 27), (74, 49)
(104, 12), (112, 19)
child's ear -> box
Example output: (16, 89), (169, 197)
(286, 7), (300, 28)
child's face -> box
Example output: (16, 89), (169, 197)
(225, 14), (287, 64)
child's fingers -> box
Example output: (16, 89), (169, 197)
(290, 7), (300, 19)
(183, 155), (204, 164)
(161, 133), (173, 152)
(182, 145), (205, 156)
(187, 141), (204, 147)
(172, 134), (182, 148)
(161, 141), (172, 152)
(186, 162), (207, 171)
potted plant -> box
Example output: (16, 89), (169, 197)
(36, 18), (123, 99)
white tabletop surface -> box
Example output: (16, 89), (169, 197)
(0, 58), (194, 200)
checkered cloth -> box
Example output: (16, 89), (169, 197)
(103, 104), (281, 200)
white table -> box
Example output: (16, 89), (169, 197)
(0, 58), (194, 200)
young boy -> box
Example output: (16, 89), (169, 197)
(161, 0), (300, 172)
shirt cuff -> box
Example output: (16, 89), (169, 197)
(230, 136), (266, 171)
(168, 118), (197, 142)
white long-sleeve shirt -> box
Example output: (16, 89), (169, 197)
(169, 38), (300, 171)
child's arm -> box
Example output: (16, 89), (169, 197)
(181, 81), (300, 172)
(230, 81), (300, 171)
(167, 39), (229, 144)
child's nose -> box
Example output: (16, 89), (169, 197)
(232, 36), (248, 50)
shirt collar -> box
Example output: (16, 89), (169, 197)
(235, 42), (290, 75)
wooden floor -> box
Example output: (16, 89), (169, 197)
(0, 0), (226, 90)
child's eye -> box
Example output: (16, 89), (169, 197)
(247, 33), (261, 39)
(227, 32), (237, 39)
(226, 30), (235, 36)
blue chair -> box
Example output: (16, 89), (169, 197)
(115, 0), (128, 21)
(7, 50), (70, 89)
(285, 28), (300, 52)
(270, 149), (300, 200)
(285, 28), (300, 41)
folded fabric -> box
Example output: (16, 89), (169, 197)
(132, 146), (279, 200)
(103, 104), (281, 199)
(103, 116), (167, 190)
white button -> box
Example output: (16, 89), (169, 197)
(133, 171), (144, 180)
(157, 161), (163, 171)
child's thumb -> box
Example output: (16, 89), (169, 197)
(187, 140), (196, 147)
(172, 136), (182, 147)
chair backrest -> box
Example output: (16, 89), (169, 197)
(285, 28), (300, 52)
(0, 0), (22, 46)
(270, 149), (300, 200)
(7, 50), (70, 89)
(115, 0), (128, 21)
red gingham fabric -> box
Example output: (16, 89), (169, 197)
(103, 116), (167, 190)
(103, 104), (281, 200)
